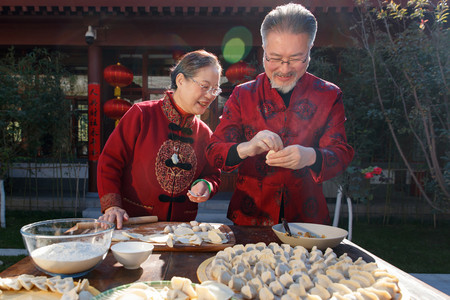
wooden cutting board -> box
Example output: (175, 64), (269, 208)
(112, 222), (236, 252)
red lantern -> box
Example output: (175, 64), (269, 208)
(103, 63), (133, 97)
(225, 61), (257, 85)
(103, 97), (132, 126)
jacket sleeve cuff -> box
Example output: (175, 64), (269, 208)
(225, 144), (244, 166)
(100, 193), (122, 213)
(310, 148), (323, 174)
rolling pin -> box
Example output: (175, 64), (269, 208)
(64, 216), (158, 233)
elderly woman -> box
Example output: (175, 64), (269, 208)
(97, 50), (222, 228)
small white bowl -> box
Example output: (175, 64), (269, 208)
(272, 222), (348, 250)
(111, 241), (154, 269)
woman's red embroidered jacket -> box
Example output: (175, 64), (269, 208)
(97, 92), (220, 221)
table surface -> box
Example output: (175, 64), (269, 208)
(1, 225), (448, 300)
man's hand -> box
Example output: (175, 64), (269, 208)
(265, 145), (316, 170)
(99, 206), (129, 229)
(237, 130), (284, 159)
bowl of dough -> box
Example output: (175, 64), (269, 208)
(20, 218), (115, 278)
(272, 222), (348, 250)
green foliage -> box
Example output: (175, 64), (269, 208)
(0, 48), (74, 179)
(333, 0), (449, 211)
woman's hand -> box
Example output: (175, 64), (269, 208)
(187, 180), (211, 203)
(99, 206), (129, 229)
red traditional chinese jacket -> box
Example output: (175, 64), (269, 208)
(98, 92), (220, 221)
(206, 72), (354, 225)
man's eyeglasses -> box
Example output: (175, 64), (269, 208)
(190, 78), (222, 97)
(264, 52), (309, 65)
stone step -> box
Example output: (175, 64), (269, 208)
(195, 211), (232, 225)
(198, 199), (229, 211)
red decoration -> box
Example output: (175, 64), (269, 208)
(103, 97), (132, 120)
(225, 61), (257, 85)
(103, 63), (133, 97)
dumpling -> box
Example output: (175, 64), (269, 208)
(17, 274), (34, 290)
(248, 276), (264, 291)
(275, 262), (291, 276)
(372, 278), (399, 297)
(309, 283), (331, 299)
(196, 281), (234, 300)
(363, 286), (392, 300)
(60, 288), (78, 300)
(239, 269), (255, 282)
(261, 270), (276, 285)
(327, 282), (353, 296)
(279, 272), (294, 288)
(259, 285), (275, 300)
(79, 290), (94, 300)
(356, 287), (379, 300)
(289, 259), (308, 272)
(253, 261), (271, 276)
(297, 274), (314, 290)
(287, 283), (307, 297)
(326, 269), (345, 282)
(217, 269), (233, 285)
(255, 242), (267, 251)
(30, 276), (48, 291)
(211, 264), (231, 280)
(241, 284), (258, 299)
(339, 279), (361, 292)
(269, 279), (285, 296)
(314, 274), (333, 287)
(228, 275), (246, 292)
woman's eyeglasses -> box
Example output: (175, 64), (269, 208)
(190, 78), (222, 97)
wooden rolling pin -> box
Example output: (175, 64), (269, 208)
(64, 216), (158, 233)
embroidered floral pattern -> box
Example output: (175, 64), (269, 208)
(161, 92), (195, 128)
(292, 99), (317, 120)
(155, 139), (197, 194)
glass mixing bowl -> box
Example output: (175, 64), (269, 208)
(20, 218), (115, 278)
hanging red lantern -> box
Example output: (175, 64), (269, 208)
(103, 63), (133, 97)
(103, 97), (132, 126)
(225, 61), (257, 85)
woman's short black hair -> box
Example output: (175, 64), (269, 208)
(170, 50), (222, 90)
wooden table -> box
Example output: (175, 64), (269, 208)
(1, 226), (448, 299)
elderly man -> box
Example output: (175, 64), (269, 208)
(206, 3), (354, 226)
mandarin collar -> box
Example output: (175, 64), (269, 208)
(162, 91), (195, 128)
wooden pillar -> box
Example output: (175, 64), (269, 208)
(87, 45), (102, 192)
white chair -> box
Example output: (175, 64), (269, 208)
(332, 185), (353, 241)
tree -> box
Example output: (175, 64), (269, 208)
(349, 0), (449, 212)
(0, 47), (74, 227)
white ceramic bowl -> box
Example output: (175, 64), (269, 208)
(111, 241), (154, 269)
(20, 218), (114, 277)
(272, 222), (348, 250)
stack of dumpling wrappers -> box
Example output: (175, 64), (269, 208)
(209, 242), (401, 300)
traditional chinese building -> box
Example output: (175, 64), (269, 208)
(0, 0), (389, 193)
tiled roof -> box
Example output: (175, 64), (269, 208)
(0, 0), (403, 16)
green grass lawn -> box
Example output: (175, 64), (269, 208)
(1, 211), (449, 273)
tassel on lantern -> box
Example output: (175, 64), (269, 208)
(114, 86), (121, 97)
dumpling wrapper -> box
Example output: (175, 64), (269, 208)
(122, 232), (144, 240)
(112, 231), (130, 242)
(174, 226), (195, 237)
(141, 233), (170, 243)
